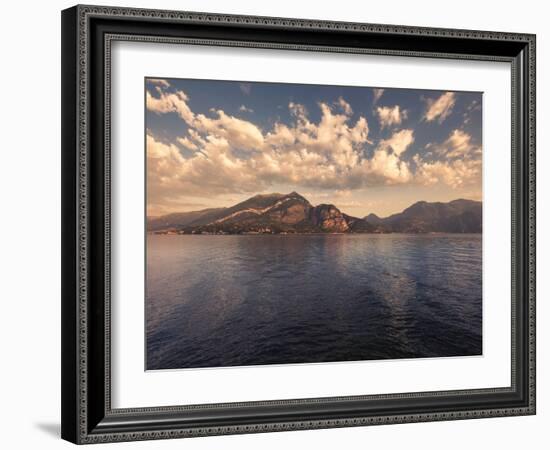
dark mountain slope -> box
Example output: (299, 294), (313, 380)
(364, 199), (482, 233)
(148, 193), (482, 234)
(147, 208), (226, 232)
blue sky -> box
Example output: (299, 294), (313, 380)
(146, 77), (482, 217)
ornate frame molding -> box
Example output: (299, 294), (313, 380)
(61, 5), (536, 444)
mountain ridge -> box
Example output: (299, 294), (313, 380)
(148, 192), (482, 234)
(374, 198), (482, 233)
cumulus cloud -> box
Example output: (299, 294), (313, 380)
(414, 157), (481, 189)
(361, 149), (412, 185)
(265, 123), (295, 147)
(414, 129), (481, 188)
(428, 129), (481, 159)
(378, 129), (415, 156)
(147, 78), (170, 88)
(423, 92), (456, 123)
(376, 105), (407, 129)
(147, 134), (184, 162)
(337, 96), (353, 115)
(147, 88), (264, 150)
(194, 110), (265, 150)
(288, 101), (308, 119)
(177, 136), (199, 151)
(146, 89), (194, 122)
(146, 85), (480, 209)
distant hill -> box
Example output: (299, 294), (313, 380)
(147, 208), (227, 231)
(365, 199), (482, 233)
(147, 192), (481, 234)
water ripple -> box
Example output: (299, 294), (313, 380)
(146, 234), (482, 369)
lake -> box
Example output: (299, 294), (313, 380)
(146, 234), (482, 370)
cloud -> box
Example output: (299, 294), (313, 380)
(376, 105), (407, 129)
(414, 157), (481, 189)
(372, 88), (384, 105)
(378, 129), (415, 156)
(146, 85), (479, 209)
(239, 104), (254, 113)
(147, 134), (185, 162)
(358, 144), (412, 185)
(147, 78), (170, 88)
(147, 88), (263, 150)
(414, 129), (482, 188)
(177, 136), (199, 151)
(305, 189), (352, 200)
(194, 109), (265, 150)
(423, 92), (456, 123)
(367, 154), (411, 185)
(428, 129), (480, 159)
(337, 96), (353, 115)
(265, 123), (295, 147)
(288, 101), (308, 119)
(146, 89), (194, 122)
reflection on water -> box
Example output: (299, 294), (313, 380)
(146, 234), (482, 370)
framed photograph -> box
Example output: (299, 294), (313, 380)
(61, 5), (536, 444)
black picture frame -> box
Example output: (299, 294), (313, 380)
(61, 4), (536, 444)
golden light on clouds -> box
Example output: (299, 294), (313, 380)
(146, 80), (482, 217)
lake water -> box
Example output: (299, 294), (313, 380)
(146, 234), (482, 370)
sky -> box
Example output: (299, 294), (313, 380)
(145, 77), (482, 218)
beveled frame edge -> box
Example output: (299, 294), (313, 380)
(61, 4), (536, 444)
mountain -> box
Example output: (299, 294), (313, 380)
(364, 199), (482, 233)
(364, 213), (383, 225)
(309, 204), (351, 232)
(147, 208), (227, 232)
(147, 193), (481, 234)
